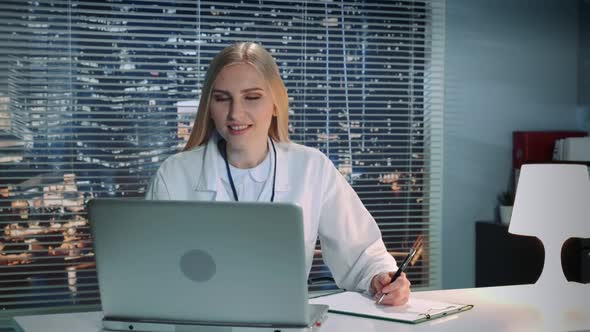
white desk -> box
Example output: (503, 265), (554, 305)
(14, 284), (590, 332)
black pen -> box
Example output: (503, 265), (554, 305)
(376, 247), (417, 305)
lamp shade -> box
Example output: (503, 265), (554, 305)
(510, 164), (589, 238)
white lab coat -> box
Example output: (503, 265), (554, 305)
(146, 136), (397, 293)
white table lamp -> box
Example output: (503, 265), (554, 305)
(509, 164), (590, 286)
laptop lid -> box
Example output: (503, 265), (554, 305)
(88, 199), (310, 326)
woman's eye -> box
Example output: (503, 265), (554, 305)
(245, 95), (261, 100)
(214, 96), (230, 102)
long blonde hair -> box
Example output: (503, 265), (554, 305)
(183, 42), (290, 151)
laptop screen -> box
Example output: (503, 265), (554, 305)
(89, 199), (310, 326)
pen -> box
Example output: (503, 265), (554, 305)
(376, 247), (417, 305)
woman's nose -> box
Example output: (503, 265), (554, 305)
(227, 99), (245, 119)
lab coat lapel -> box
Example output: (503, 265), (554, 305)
(273, 140), (290, 202)
(193, 137), (230, 201)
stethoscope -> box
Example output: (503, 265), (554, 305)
(217, 138), (277, 202)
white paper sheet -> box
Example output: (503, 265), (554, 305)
(310, 291), (472, 324)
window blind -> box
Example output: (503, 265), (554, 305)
(0, 0), (445, 313)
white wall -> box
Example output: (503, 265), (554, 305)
(442, 0), (580, 289)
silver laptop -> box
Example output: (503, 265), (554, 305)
(88, 199), (328, 332)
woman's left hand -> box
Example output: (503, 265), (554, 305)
(370, 271), (411, 306)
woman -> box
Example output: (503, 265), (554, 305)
(146, 42), (410, 306)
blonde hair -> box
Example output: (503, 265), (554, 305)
(183, 42), (290, 150)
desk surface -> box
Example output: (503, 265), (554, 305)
(14, 284), (590, 332)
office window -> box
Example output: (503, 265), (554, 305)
(0, 0), (445, 312)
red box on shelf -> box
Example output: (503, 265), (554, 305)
(513, 131), (588, 170)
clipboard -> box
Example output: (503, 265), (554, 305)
(309, 291), (474, 324)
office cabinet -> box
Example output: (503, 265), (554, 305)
(476, 222), (589, 286)
(475, 222), (544, 287)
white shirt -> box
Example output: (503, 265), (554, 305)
(218, 145), (272, 202)
(146, 135), (397, 293)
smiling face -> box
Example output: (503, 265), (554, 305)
(209, 62), (275, 158)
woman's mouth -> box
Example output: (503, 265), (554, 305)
(228, 124), (252, 135)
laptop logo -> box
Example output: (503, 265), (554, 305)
(179, 249), (216, 282)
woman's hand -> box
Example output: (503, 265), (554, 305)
(370, 271), (411, 306)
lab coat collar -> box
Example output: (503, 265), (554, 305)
(194, 134), (290, 194)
